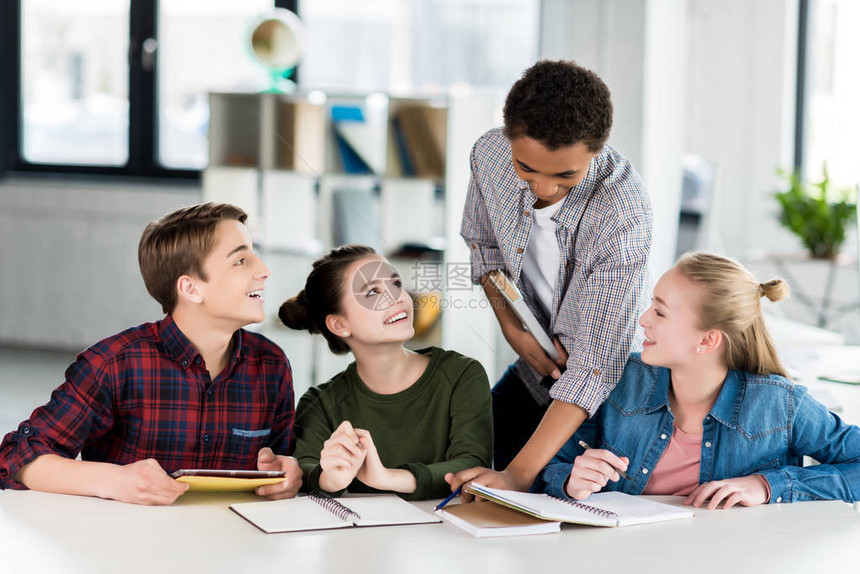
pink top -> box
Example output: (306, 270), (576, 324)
(642, 426), (702, 496)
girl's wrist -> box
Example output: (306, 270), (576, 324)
(318, 470), (348, 493)
(369, 468), (416, 494)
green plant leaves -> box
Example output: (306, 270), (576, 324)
(773, 166), (857, 259)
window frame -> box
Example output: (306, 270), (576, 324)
(794, 0), (811, 174)
(0, 0), (297, 179)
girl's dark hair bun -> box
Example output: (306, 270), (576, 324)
(278, 290), (315, 332)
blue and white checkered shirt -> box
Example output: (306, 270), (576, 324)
(461, 128), (652, 415)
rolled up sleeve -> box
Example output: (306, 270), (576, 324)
(0, 354), (114, 489)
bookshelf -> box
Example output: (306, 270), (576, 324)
(204, 90), (501, 389)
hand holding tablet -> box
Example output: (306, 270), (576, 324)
(170, 469), (286, 492)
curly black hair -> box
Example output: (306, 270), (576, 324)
(503, 60), (613, 152)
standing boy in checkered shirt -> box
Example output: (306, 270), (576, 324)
(0, 203), (301, 504)
(449, 60), (653, 495)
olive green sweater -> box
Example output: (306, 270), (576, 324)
(293, 347), (493, 500)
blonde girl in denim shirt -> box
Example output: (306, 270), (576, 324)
(538, 252), (860, 509)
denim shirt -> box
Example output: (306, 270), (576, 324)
(537, 353), (860, 504)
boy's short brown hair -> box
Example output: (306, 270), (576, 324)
(138, 203), (248, 314)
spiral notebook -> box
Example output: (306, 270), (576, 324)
(467, 483), (694, 527)
(229, 493), (441, 533)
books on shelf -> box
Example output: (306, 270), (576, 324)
(276, 99), (326, 174)
(230, 493), (440, 534)
(466, 483), (694, 528)
(391, 105), (446, 178)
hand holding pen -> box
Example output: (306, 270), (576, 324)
(565, 440), (631, 500)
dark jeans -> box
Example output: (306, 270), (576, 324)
(492, 365), (550, 471)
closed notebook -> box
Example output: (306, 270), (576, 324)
(230, 493), (441, 533)
(467, 483), (694, 527)
(487, 271), (559, 361)
(436, 501), (560, 538)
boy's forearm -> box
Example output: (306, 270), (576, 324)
(505, 400), (588, 488)
(16, 454), (119, 499)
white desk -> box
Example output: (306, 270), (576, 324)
(1, 490), (857, 574)
(780, 345), (860, 426)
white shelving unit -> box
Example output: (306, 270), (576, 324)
(204, 89), (502, 389)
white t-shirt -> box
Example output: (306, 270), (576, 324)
(521, 200), (563, 316)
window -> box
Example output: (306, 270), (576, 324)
(21, 0), (130, 166)
(298, 0), (540, 94)
(1, 0), (537, 177)
(2, 0), (296, 177)
(158, 0), (276, 169)
(800, 0), (860, 188)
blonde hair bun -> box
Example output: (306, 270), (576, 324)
(760, 279), (790, 303)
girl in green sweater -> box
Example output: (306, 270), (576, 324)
(279, 245), (493, 500)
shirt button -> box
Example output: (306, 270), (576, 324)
(194, 357), (202, 365)
(705, 416), (711, 422)
(181, 360), (188, 367)
(592, 368), (601, 376)
(642, 468), (649, 474)
(660, 433), (667, 440)
(704, 441), (712, 448)
(776, 496), (782, 503)
(524, 210), (531, 217)
(470, 243), (476, 249)
(22, 426), (31, 435)
(203, 434), (210, 443)
(516, 247), (524, 254)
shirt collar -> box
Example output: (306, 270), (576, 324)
(708, 369), (744, 428)
(647, 364), (673, 413)
(158, 314), (245, 370)
(646, 365), (744, 427)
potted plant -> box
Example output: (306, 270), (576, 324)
(773, 165), (857, 260)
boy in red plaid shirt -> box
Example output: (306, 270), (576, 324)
(0, 203), (301, 504)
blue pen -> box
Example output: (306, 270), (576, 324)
(434, 486), (462, 511)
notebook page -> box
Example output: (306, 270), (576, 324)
(587, 492), (694, 526)
(229, 498), (351, 533)
(345, 496), (441, 527)
(468, 485), (616, 526)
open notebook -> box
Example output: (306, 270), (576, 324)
(467, 483), (694, 527)
(230, 493), (440, 533)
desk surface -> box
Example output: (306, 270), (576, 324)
(1, 490), (857, 574)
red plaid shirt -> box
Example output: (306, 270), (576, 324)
(0, 315), (294, 489)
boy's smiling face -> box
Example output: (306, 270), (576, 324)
(193, 219), (270, 329)
(510, 136), (597, 208)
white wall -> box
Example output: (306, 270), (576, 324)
(0, 179), (196, 349)
(684, 0), (800, 258)
(541, 0), (687, 276)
